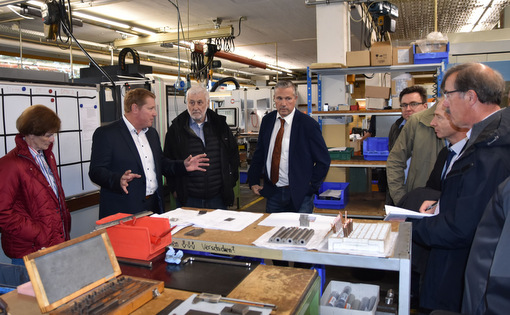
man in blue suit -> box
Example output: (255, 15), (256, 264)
(89, 88), (209, 219)
(248, 80), (330, 213)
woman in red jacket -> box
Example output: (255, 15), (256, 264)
(0, 105), (71, 265)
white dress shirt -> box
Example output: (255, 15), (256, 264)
(266, 108), (296, 187)
(123, 115), (158, 196)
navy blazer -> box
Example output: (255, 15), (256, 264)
(248, 109), (330, 209)
(89, 119), (186, 218)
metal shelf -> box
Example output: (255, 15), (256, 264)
(309, 63), (442, 75)
(311, 109), (402, 117)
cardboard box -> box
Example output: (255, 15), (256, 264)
(366, 98), (387, 110)
(346, 50), (371, 67)
(320, 280), (380, 314)
(391, 78), (415, 97)
(392, 46), (414, 65)
(370, 42), (392, 66)
(365, 86), (391, 99)
(391, 96), (400, 108)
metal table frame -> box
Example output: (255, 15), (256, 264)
(172, 221), (412, 315)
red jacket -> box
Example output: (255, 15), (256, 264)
(0, 134), (71, 258)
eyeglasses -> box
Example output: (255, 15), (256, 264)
(443, 90), (462, 99)
(400, 102), (424, 109)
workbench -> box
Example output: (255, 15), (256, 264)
(1, 264), (320, 315)
(170, 213), (411, 315)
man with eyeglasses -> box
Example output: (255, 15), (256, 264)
(410, 63), (510, 313)
(164, 85), (240, 210)
(386, 86), (444, 205)
(388, 86), (429, 150)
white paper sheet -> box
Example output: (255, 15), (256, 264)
(189, 209), (264, 232)
(384, 205), (437, 221)
(151, 208), (199, 234)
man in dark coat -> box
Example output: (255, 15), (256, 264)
(164, 85), (239, 209)
(89, 88), (209, 218)
(413, 63), (510, 312)
(248, 80), (330, 212)
(462, 176), (510, 315)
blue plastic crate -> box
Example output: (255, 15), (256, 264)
(414, 42), (449, 65)
(314, 182), (349, 210)
(363, 137), (389, 161)
(0, 263), (29, 294)
(239, 171), (247, 184)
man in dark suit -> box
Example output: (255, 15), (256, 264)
(413, 63), (510, 312)
(247, 80), (330, 213)
(89, 88), (209, 219)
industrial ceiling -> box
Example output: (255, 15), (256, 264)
(0, 0), (508, 84)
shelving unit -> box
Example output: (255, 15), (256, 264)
(307, 63), (444, 115)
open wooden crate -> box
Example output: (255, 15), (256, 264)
(23, 230), (164, 314)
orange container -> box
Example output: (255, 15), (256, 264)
(95, 213), (172, 261)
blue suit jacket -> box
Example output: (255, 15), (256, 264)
(89, 119), (186, 218)
(248, 109), (330, 209)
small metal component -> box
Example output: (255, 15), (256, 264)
(284, 227), (302, 244)
(385, 289), (394, 305)
(193, 293), (277, 309)
(292, 228), (309, 245)
(299, 214), (309, 227)
(152, 288), (161, 298)
(182, 256), (251, 267)
(184, 228), (205, 237)
(299, 229), (315, 245)
(268, 226), (286, 243)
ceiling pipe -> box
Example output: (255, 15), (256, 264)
(192, 43), (267, 70)
(0, 37), (253, 83)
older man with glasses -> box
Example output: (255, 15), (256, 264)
(386, 86), (444, 206)
(411, 63), (510, 313)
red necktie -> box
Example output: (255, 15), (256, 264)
(271, 117), (285, 185)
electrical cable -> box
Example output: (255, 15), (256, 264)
(236, 16), (243, 37)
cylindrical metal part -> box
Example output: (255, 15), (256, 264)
(292, 228), (309, 245)
(269, 226), (286, 243)
(299, 229), (315, 245)
(276, 227), (294, 243)
(284, 227), (301, 244)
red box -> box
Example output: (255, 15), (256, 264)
(96, 213), (172, 261)
(350, 104), (360, 111)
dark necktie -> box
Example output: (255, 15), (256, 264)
(442, 148), (456, 181)
(271, 117), (285, 185)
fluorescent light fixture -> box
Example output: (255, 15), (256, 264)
(459, 0), (506, 33)
(266, 64), (293, 73)
(116, 30), (138, 38)
(221, 67), (253, 76)
(137, 51), (188, 64)
(26, 0), (44, 7)
(131, 27), (157, 36)
(73, 12), (130, 29)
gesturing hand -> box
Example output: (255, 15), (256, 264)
(184, 153), (210, 172)
(120, 170), (142, 194)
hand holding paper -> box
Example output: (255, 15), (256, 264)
(384, 205), (437, 221)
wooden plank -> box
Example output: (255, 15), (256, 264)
(228, 265), (318, 315)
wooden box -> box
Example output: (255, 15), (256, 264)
(23, 230), (164, 314)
